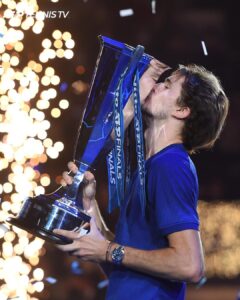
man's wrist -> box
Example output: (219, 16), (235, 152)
(105, 242), (125, 265)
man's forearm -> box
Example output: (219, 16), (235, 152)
(121, 246), (203, 283)
(106, 231), (204, 283)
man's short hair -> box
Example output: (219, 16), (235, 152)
(177, 64), (229, 153)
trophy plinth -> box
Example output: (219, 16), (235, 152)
(7, 35), (153, 244)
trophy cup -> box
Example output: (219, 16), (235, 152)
(7, 36), (153, 244)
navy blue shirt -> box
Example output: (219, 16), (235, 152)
(106, 144), (199, 300)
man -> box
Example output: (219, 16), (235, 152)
(54, 60), (229, 300)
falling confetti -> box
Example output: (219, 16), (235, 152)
(0, 33), (4, 38)
(71, 261), (84, 275)
(119, 9), (134, 17)
(201, 40), (208, 56)
(97, 279), (109, 289)
(151, 0), (156, 14)
(45, 277), (58, 284)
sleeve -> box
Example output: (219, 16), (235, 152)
(147, 154), (199, 236)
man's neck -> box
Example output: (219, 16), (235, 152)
(144, 119), (183, 160)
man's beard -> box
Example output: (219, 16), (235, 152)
(142, 107), (168, 121)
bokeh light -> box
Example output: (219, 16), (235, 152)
(0, 0), (75, 298)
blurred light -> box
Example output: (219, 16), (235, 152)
(51, 75), (60, 85)
(52, 29), (62, 40)
(64, 49), (74, 59)
(53, 39), (63, 49)
(40, 174), (50, 186)
(14, 42), (24, 52)
(41, 76), (51, 86)
(4, 231), (15, 242)
(75, 65), (86, 75)
(60, 82), (68, 92)
(32, 21), (44, 34)
(33, 268), (44, 281)
(62, 31), (71, 41)
(59, 99), (69, 109)
(0, 1), (75, 298)
(3, 183), (13, 194)
(46, 147), (59, 159)
(56, 48), (64, 58)
(72, 80), (89, 95)
(51, 108), (61, 118)
(2, 200), (11, 211)
(33, 281), (44, 293)
(54, 141), (64, 152)
(45, 67), (54, 77)
(65, 39), (75, 49)
(42, 39), (52, 49)
(71, 261), (84, 275)
(43, 138), (53, 148)
(34, 186), (45, 196)
(29, 256), (39, 266)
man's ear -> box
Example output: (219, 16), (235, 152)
(173, 106), (191, 119)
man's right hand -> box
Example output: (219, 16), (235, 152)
(61, 161), (97, 214)
(61, 162), (114, 241)
(139, 59), (170, 104)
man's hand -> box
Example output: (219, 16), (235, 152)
(60, 162), (114, 240)
(61, 162), (97, 214)
(139, 59), (170, 104)
(54, 217), (108, 263)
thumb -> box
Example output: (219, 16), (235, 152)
(89, 217), (99, 234)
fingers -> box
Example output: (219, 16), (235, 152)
(146, 59), (171, 81)
(150, 59), (170, 70)
(89, 217), (98, 233)
(60, 161), (78, 186)
(67, 161), (78, 173)
(82, 171), (96, 201)
(83, 171), (95, 183)
(54, 228), (79, 240)
(61, 171), (72, 186)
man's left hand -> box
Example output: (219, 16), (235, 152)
(54, 217), (109, 263)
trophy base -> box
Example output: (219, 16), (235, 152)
(7, 217), (72, 245)
(6, 194), (91, 245)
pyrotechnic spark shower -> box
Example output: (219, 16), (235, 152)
(0, 0), (74, 299)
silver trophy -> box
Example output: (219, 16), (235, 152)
(7, 36), (152, 244)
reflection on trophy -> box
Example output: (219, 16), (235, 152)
(7, 36), (152, 244)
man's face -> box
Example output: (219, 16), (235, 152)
(142, 72), (185, 120)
